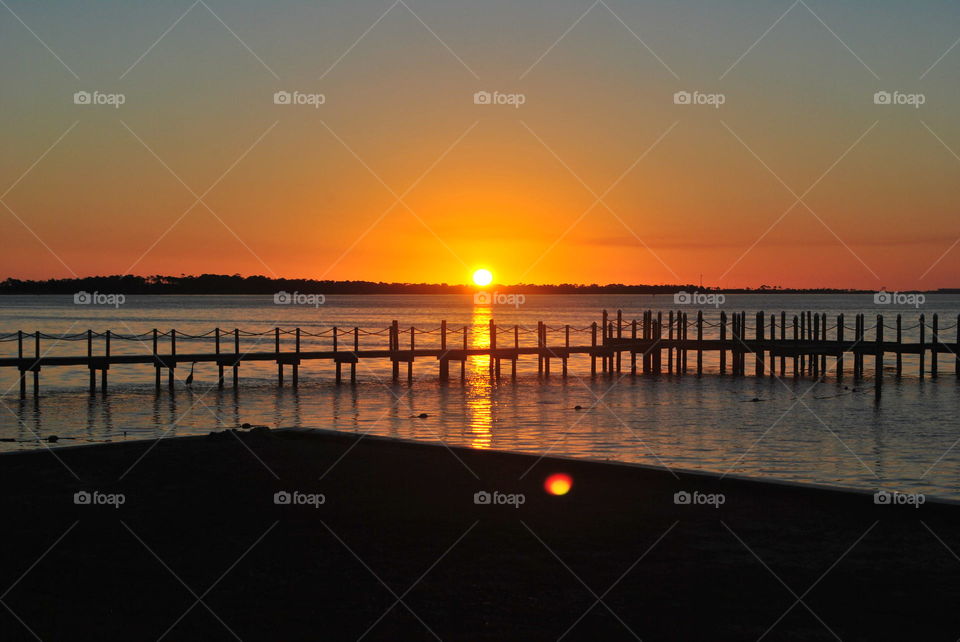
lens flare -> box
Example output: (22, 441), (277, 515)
(544, 473), (573, 496)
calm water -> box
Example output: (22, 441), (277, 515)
(1, 294), (959, 499)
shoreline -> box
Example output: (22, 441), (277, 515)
(1, 426), (957, 639)
(3, 426), (957, 506)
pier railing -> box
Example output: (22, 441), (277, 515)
(1, 310), (958, 398)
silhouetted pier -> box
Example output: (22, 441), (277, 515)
(2, 310), (958, 399)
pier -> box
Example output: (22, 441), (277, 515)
(2, 310), (958, 398)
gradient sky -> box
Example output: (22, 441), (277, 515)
(1, 0), (959, 289)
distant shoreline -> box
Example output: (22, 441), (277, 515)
(1, 274), (955, 295)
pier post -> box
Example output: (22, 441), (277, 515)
(631, 319), (637, 376)
(769, 314), (776, 378)
(334, 326), (341, 385)
(539, 322), (545, 377)
(837, 315), (844, 379)
(439, 320), (449, 382)
(820, 314), (828, 375)
(88, 330), (96, 395)
(216, 328), (223, 389)
(233, 329), (239, 388)
(33, 331), (40, 397)
(18, 331), (25, 399)
(514, 325), (520, 380)
(780, 312), (787, 377)
(101, 331), (109, 394)
(919, 314), (926, 380)
(489, 321), (498, 379)
(931, 314), (939, 379)
(719, 312), (727, 374)
(754, 312), (763, 377)
(656, 311), (663, 373)
(956, 314), (960, 377)
(875, 314), (883, 400)
(590, 322), (597, 377)
(276, 327), (283, 387)
(667, 312), (674, 375)
(812, 313), (819, 378)
(697, 311), (703, 375)
(153, 329), (161, 392)
(391, 321), (400, 382)
(408, 326), (415, 383)
(896, 315), (902, 377)
(601, 311), (607, 374)
(352, 328), (358, 384)
(169, 329), (176, 390)
(461, 326), (467, 381)
(616, 310), (622, 374)
(681, 312), (688, 374)
(563, 325), (569, 377)
(293, 328), (300, 388)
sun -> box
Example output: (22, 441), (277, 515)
(472, 269), (493, 287)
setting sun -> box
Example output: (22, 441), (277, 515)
(472, 269), (493, 287)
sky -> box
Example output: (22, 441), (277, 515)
(1, 0), (959, 289)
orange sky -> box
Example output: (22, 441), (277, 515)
(2, 0), (959, 289)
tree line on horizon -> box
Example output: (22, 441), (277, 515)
(0, 274), (901, 295)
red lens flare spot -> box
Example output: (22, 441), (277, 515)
(544, 473), (573, 496)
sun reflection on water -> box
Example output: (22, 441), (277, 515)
(466, 305), (493, 449)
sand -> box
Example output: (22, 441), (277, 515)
(0, 427), (957, 641)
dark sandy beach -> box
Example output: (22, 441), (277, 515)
(1, 427), (958, 641)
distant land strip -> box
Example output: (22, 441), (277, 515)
(1, 275), (957, 295)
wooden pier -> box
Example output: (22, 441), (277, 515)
(2, 310), (958, 399)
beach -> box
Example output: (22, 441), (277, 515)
(0, 427), (957, 640)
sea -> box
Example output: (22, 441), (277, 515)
(1, 293), (958, 499)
